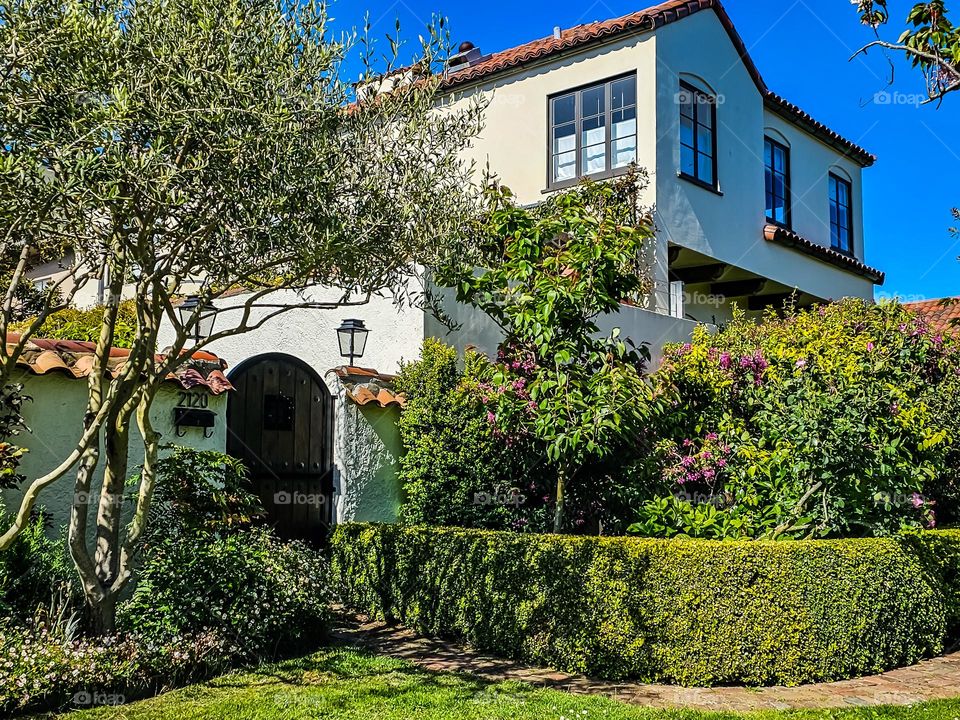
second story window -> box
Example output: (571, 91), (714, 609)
(679, 82), (717, 189)
(549, 74), (637, 187)
(829, 173), (853, 254)
(764, 137), (790, 227)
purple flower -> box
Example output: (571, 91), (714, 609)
(719, 352), (732, 369)
(717, 459), (727, 468)
(683, 439), (694, 448)
(681, 456), (695, 468)
(486, 411), (496, 424)
(702, 451), (713, 460)
(705, 432), (719, 441)
(795, 359), (807, 369)
(866, 342), (875, 352)
(911, 493), (925, 508)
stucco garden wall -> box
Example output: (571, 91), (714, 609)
(1, 372), (227, 531)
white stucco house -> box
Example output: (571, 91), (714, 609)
(27, 0), (885, 539)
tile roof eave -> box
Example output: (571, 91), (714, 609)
(763, 224), (885, 285)
(439, 0), (875, 168)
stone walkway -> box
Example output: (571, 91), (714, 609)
(329, 610), (960, 711)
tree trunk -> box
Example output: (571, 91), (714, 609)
(88, 592), (117, 636)
(553, 465), (568, 534)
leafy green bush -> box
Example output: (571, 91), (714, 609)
(119, 528), (330, 661)
(12, 300), (138, 348)
(630, 299), (960, 539)
(0, 511), (77, 621)
(332, 523), (954, 687)
(395, 339), (556, 533)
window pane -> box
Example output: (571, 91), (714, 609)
(552, 94), (575, 127)
(681, 143), (695, 176)
(581, 85), (605, 118)
(583, 142), (606, 174)
(697, 153), (713, 184)
(581, 114), (606, 149)
(612, 137), (637, 168)
(773, 175), (785, 204)
(829, 176), (837, 198)
(698, 96), (714, 128)
(612, 77), (636, 110)
(838, 180), (849, 205)
(774, 146), (785, 173)
(679, 88), (695, 119)
(697, 125), (713, 155)
(554, 151), (576, 182)
(680, 115), (694, 149)
(765, 167), (773, 196)
(764, 140), (772, 168)
(830, 202), (838, 228)
(612, 107), (636, 135)
(553, 122), (575, 155)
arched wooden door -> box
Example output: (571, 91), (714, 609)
(226, 354), (334, 541)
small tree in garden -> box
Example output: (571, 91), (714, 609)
(0, 0), (483, 633)
(629, 299), (960, 540)
(437, 173), (660, 533)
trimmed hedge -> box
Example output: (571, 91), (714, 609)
(331, 524), (960, 687)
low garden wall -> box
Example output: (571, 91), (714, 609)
(331, 523), (960, 687)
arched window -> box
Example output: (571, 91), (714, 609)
(678, 77), (718, 189)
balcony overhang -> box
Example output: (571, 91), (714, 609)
(763, 224), (885, 285)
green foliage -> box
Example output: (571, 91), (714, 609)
(119, 528), (330, 662)
(629, 300), (960, 540)
(137, 446), (264, 540)
(13, 300), (139, 349)
(332, 523), (956, 687)
(435, 173), (662, 530)
(0, 511), (76, 620)
(0, 383), (28, 490)
(394, 339), (555, 533)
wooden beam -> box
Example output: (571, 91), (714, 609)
(711, 278), (768, 297)
(671, 263), (728, 284)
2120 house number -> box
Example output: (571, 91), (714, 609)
(176, 391), (209, 409)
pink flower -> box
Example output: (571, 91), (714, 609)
(866, 342), (875, 352)
(486, 411), (496, 424)
(795, 359), (807, 369)
(717, 459), (727, 468)
(911, 493), (925, 508)
(719, 352), (732, 369)
(705, 432), (719, 441)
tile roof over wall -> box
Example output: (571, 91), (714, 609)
(903, 298), (960, 334)
(763, 225), (885, 284)
(441, 0), (875, 167)
(6, 334), (233, 395)
(329, 367), (406, 409)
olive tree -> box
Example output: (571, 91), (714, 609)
(0, 0), (483, 632)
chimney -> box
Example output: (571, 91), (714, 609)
(447, 40), (484, 72)
(553, 26), (562, 40)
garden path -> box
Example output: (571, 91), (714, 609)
(330, 610), (960, 711)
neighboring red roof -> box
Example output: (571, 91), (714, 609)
(329, 366), (405, 409)
(903, 298), (960, 334)
(763, 224), (885, 285)
(441, 0), (875, 167)
(6, 335), (233, 395)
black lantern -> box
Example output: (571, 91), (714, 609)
(178, 295), (218, 342)
(337, 319), (369, 367)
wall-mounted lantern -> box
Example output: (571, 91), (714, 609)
(337, 319), (369, 367)
(178, 295), (218, 342)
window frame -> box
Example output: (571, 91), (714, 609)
(678, 80), (719, 191)
(546, 72), (638, 190)
(764, 136), (792, 228)
(828, 172), (854, 256)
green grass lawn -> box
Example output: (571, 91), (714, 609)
(28, 647), (960, 720)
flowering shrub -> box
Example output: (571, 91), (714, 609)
(119, 527), (330, 661)
(630, 299), (960, 539)
(395, 339), (556, 532)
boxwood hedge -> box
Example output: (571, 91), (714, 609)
(331, 524), (960, 687)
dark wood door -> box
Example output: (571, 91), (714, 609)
(226, 354), (334, 541)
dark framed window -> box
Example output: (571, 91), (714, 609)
(679, 82), (717, 189)
(764, 137), (791, 227)
(549, 74), (637, 188)
(829, 173), (853, 254)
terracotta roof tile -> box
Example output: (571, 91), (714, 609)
(904, 298), (960, 335)
(7, 335), (233, 395)
(328, 366), (406, 408)
(763, 224), (885, 285)
(441, 0), (875, 167)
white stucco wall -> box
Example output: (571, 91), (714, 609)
(1, 372), (227, 531)
(653, 10), (875, 302)
(155, 285), (424, 529)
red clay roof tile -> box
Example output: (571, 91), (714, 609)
(763, 224), (885, 285)
(904, 298), (960, 335)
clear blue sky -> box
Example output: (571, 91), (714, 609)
(333, 0), (959, 301)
